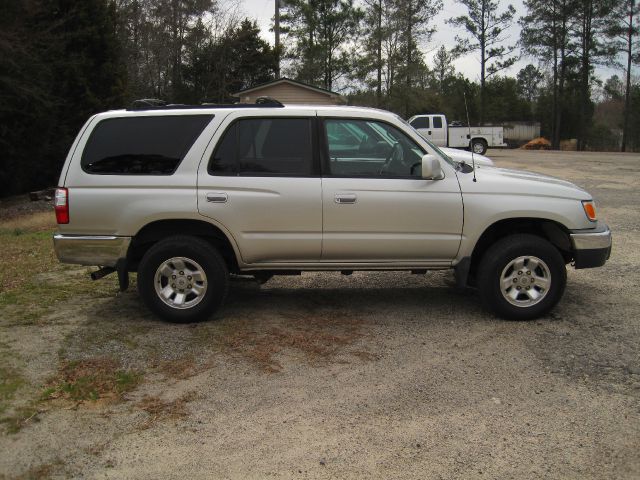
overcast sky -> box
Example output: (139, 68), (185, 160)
(239, 0), (624, 84)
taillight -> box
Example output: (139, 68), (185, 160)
(54, 187), (69, 224)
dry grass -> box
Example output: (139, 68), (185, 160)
(0, 230), (58, 293)
(156, 357), (199, 380)
(0, 405), (43, 434)
(0, 210), (56, 232)
(137, 391), (198, 429)
(0, 211), (119, 326)
(11, 458), (64, 480)
(42, 357), (140, 403)
(222, 314), (365, 373)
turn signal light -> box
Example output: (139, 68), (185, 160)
(54, 188), (69, 224)
(582, 200), (597, 222)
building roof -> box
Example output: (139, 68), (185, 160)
(232, 77), (341, 98)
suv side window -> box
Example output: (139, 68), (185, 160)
(82, 115), (213, 175)
(409, 117), (429, 129)
(209, 118), (313, 176)
(324, 119), (425, 178)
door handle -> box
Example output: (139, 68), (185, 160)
(335, 193), (357, 204)
(428, 130), (432, 135)
(206, 192), (228, 203)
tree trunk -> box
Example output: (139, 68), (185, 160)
(479, 0), (486, 126)
(622, 0), (634, 152)
(376, 0), (382, 106)
(553, 4), (568, 150)
(405, 1), (413, 117)
(551, 11), (558, 149)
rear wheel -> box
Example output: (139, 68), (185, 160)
(471, 139), (487, 155)
(477, 234), (566, 320)
(137, 235), (228, 323)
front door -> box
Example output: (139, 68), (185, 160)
(321, 118), (463, 262)
(409, 116), (432, 142)
(198, 113), (322, 264)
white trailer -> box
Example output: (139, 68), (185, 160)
(407, 114), (507, 155)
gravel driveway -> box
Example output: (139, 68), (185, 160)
(1, 149), (639, 479)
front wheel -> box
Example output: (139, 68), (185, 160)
(477, 234), (566, 320)
(137, 235), (229, 323)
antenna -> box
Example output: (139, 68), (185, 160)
(463, 92), (477, 183)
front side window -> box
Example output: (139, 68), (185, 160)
(409, 117), (429, 129)
(82, 115), (213, 174)
(209, 118), (313, 176)
(324, 119), (425, 177)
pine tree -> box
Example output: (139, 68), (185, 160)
(605, 0), (639, 151)
(572, 0), (619, 150)
(520, 0), (576, 149)
(0, 0), (127, 196)
(281, 0), (362, 91)
(432, 46), (457, 94)
(447, 0), (516, 125)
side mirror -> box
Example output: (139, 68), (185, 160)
(421, 154), (444, 180)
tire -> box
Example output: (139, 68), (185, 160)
(137, 235), (229, 323)
(471, 139), (487, 155)
(477, 234), (566, 320)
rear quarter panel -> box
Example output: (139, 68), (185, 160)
(58, 111), (228, 237)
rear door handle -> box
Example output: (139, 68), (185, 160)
(335, 193), (357, 204)
(206, 192), (228, 203)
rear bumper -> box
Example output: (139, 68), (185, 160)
(570, 224), (612, 269)
(53, 234), (131, 267)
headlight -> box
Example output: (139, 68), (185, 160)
(582, 200), (597, 222)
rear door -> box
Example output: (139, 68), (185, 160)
(197, 111), (322, 264)
(430, 115), (447, 146)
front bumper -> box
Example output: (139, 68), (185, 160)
(570, 224), (612, 269)
(53, 234), (131, 267)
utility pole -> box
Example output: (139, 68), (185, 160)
(275, 0), (281, 78)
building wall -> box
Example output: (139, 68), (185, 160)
(239, 83), (340, 105)
(503, 122), (541, 142)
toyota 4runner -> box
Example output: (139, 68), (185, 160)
(53, 100), (612, 322)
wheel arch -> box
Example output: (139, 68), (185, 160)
(127, 219), (240, 273)
(465, 217), (572, 287)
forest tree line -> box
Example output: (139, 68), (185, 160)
(0, 0), (638, 196)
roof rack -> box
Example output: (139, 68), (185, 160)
(131, 98), (167, 109)
(255, 96), (284, 107)
(127, 96), (284, 111)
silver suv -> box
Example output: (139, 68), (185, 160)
(53, 101), (612, 322)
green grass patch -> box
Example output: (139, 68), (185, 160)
(43, 357), (141, 402)
(0, 365), (25, 416)
(0, 404), (41, 434)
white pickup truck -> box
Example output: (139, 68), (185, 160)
(408, 114), (506, 155)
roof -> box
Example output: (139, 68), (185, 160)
(232, 77), (341, 98)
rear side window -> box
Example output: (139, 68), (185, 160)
(433, 116), (443, 128)
(82, 115), (213, 174)
(209, 118), (313, 176)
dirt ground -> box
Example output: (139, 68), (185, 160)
(1, 149), (639, 479)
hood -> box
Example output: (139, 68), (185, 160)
(440, 147), (494, 166)
(457, 165), (590, 200)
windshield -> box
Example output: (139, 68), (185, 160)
(395, 115), (456, 167)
